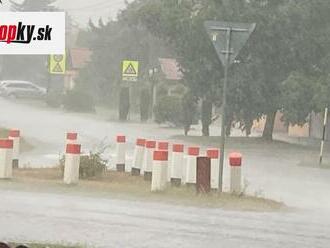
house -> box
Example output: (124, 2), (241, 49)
(253, 111), (330, 140)
(158, 58), (183, 81)
(64, 47), (92, 91)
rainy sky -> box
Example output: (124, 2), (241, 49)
(0, 0), (129, 27)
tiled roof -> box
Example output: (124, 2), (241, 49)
(70, 48), (92, 69)
(158, 58), (183, 81)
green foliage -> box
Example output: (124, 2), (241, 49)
(281, 72), (316, 126)
(60, 152), (107, 179)
(182, 91), (198, 135)
(140, 87), (151, 122)
(119, 87), (130, 121)
(80, 0), (330, 137)
(156, 83), (169, 100)
(154, 95), (183, 126)
(79, 152), (107, 179)
(63, 90), (95, 113)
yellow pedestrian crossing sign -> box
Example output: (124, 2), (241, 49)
(122, 60), (139, 81)
(49, 54), (66, 74)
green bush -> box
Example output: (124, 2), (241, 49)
(46, 90), (63, 108)
(63, 89), (95, 112)
(60, 152), (107, 179)
(119, 87), (130, 121)
(140, 87), (151, 122)
(154, 95), (183, 126)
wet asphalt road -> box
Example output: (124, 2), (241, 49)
(0, 98), (330, 247)
(0, 189), (330, 248)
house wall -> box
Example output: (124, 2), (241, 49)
(252, 111), (287, 133)
(288, 123), (310, 137)
(310, 112), (330, 140)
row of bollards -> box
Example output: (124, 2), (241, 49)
(62, 134), (243, 193)
(0, 130), (243, 194)
(124, 136), (243, 193)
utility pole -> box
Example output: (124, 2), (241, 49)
(319, 107), (328, 165)
(205, 21), (256, 191)
(149, 68), (158, 120)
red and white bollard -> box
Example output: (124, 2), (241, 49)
(131, 138), (146, 176)
(8, 129), (20, 168)
(229, 152), (242, 194)
(158, 141), (170, 181)
(0, 139), (13, 179)
(184, 147), (200, 186)
(157, 141), (169, 151)
(63, 144), (81, 185)
(115, 135), (126, 172)
(170, 144), (184, 186)
(207, 148), (220, 190)
(143, 140), (156, 180)
(151, 150), (168, 192)
(66, 132), (78, 145)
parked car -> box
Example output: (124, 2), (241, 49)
(0, 80), (47, 99)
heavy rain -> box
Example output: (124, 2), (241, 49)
(0, 0), (330, 247)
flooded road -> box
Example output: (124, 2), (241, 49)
(0, 189), (330, 248)
(0, 98), (330, 247)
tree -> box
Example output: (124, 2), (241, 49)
(280, 72), (316, 126)
(76, 3), (171, 118)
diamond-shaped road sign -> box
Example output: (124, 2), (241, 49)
(204, 21), (256, 66)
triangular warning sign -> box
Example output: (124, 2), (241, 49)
(124, 63), (137, 75)
(53, 63), (63, 73)
(204, 21), (256, 66)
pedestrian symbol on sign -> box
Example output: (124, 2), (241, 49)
(49, 54), (66, 74)
(122, 60), (139, 82)
(124, 63), (137, 75)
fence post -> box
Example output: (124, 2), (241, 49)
(229, 152), (242, 194)
(0, 139), (13, 179)
(8, 129), (20, 169)
(151, 150), (168, 192)
(115, 135), (126, 172)
(64, 144), (81, 185)
(131, 138), (146, 176)
(170, 144), (184, 186)
(184, 147), (200, 186)
(66, 132), (78, 145)
(143, 140), (156, 181)
(207, 148), (220, 191)
(196, 157), (211, 193)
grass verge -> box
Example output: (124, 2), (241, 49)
(1, 168), (287, 212)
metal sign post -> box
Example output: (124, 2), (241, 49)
(319, 107), (328, 165)
(204, 21), (256, 191)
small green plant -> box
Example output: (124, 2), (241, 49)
(60, 152), (107, 179)
(154, 95), (183, 126)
